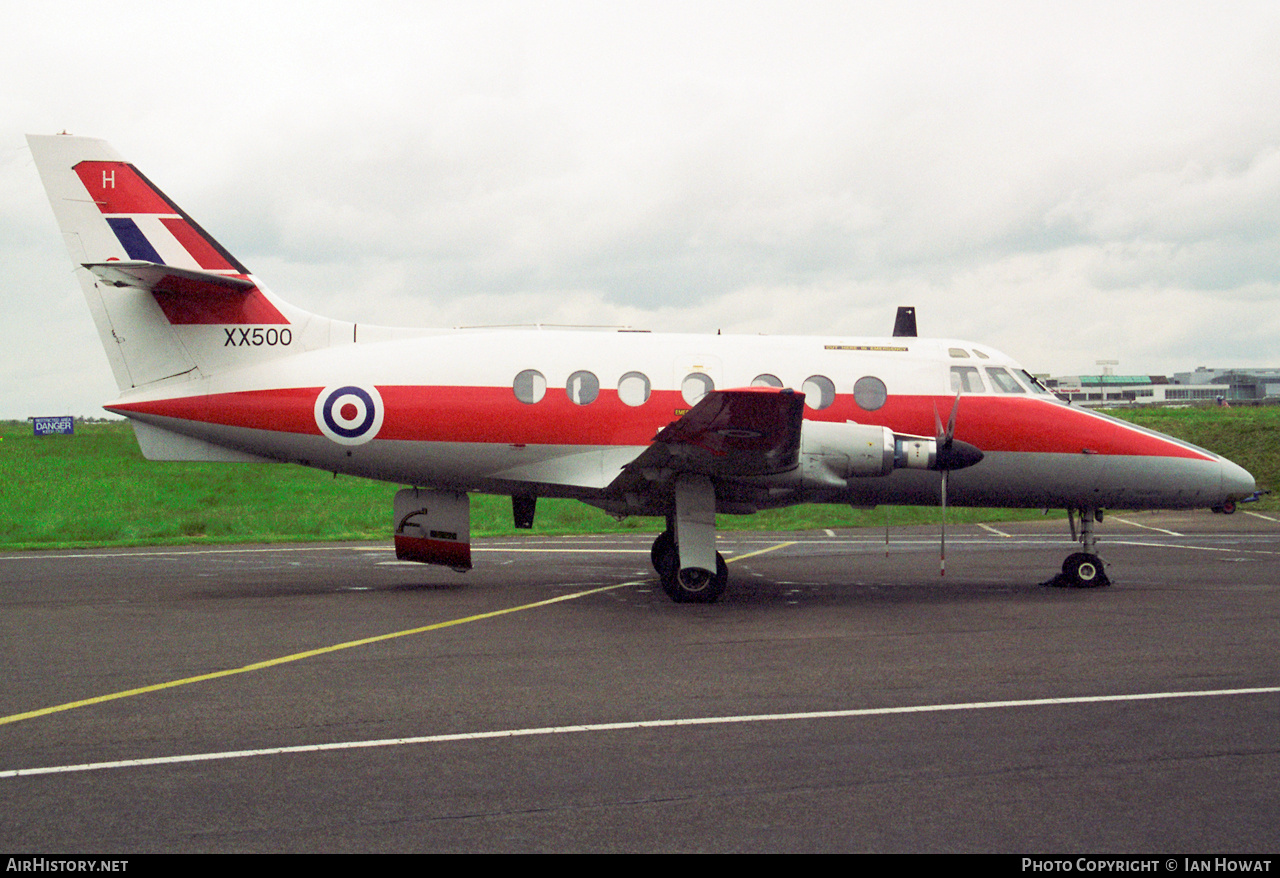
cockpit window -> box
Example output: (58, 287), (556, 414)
(1020, 370), (1053, 394)
(984, 367), (1025, 394)
(950, 366), (985, 393)
(948, 348), (970, 358)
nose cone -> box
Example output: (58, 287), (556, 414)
(1221, 457), (1257, 500)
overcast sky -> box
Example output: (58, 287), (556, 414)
(5, 1), (1279, 418)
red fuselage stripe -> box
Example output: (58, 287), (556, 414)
(107, 386), (1214, 460)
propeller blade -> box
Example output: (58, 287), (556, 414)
(935, 391), (961, 446)
(940, 468), (948, 577)
(935, 391), (968, 576)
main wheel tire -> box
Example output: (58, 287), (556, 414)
(662, 552), (728, 603)
(654, 532), (683, 602)
(1062, 552), (1109, 588)
(651, 530), (676, 574)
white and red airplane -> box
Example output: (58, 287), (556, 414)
(28, 134), (1259, 601)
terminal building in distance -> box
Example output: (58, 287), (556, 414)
(1043, 367), (1280, 406)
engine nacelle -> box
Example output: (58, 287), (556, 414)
(798, 421), (962, 487)
(801, 421), (896, 480)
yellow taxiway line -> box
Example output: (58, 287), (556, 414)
(0, 541), (796, 727)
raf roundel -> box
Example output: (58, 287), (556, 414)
(315, 385), (385, 445)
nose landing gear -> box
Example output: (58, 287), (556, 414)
(1045, 506), (1111, 588)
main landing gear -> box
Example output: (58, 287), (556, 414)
(1045, 506), (1111, 588)
(650, 475), (728, 603)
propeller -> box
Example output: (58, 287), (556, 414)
(932, 392), (984, 577)
(934, 395), (953, 577)
(940, 466), (949, 577)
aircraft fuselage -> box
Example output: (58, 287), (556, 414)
(104, 328), (1254, 516)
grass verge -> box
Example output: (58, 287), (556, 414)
(0, 406), (1271, 551)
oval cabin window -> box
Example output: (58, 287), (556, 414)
(567, 370), (599, 405)
(853, 375), (887, 411)
(802, 375), (835, 410)
(514, 369), (546, 404)
(618, 371), (651, 406)
(681, 372), (714, 406)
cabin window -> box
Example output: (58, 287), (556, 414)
(514, 369), (546, 404)
(802, 375), (836, 410)
(618, 371), (651, 406)
(752, 374), (783, 388)
(853, 376), (887, 411)
(681, 372), (714, 406)
(567, 370), (599, 405)
(985, 367), (1025, 394)
(950, 366), (985, 393)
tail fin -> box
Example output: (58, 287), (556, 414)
(892, 305), (917, 338)
(28, 134), (346, 391)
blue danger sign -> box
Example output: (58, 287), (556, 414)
(33, 416), (74, 436)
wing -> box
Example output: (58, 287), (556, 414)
(607, 387), (806, 494)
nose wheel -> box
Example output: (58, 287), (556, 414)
(1045, 506), (1111, 588)
(1060, 551), (1107, 587)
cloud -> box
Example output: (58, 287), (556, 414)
(5, 1), (1280, 416)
